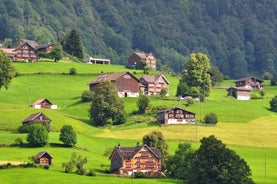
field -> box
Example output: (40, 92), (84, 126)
(1, 62), (277, 183)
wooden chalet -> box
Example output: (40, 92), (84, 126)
(156, 107), (196, 125)
(22, 112), (51, 131)
(227, 87), (251, 100)
(128, 52), (156, 71)
(32, 98), (57, 109)
(35, 151), (52, 165)
(235, 76), (264, 89)
(110, 144), (162, 176)
(1, 39), (53, 62)
(140, 75), (169, 95)
(88, 71), (141, 97)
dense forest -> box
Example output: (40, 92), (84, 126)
(1, 0), (277, 78)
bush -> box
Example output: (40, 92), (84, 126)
(204, 113), (218, 124)
(59, 125), (77, 147)
(77, 167), (86, 175)
(270, 95), (277, 112)
(43, 165), (50, 170)
(14, 137), (23, 145)
(26, 124), (48, 147)
(134, 171), (146, 178)
(151, 105), (168, 114)
(18, 124), (32, 133)
(86, 169), (96, 176)
(69, 67), (77, 75)
(81, 90), (94, 102)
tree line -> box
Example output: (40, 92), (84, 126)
(1, 0), (277, 78)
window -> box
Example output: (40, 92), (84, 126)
(126, 164), (132, 168)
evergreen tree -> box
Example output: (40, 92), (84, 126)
(90, 80), (125, 126)
(0, 50), (16, 90)
(61, 29), (83, 59)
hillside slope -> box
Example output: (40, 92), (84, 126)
(1, 0), (277, 78)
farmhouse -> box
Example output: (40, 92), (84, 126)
(88, 71), (141, 97)
(227, 87), (251, 100)
(32, 98), (57, 109)
(1, 39), (53, 62)
(156, 107), (196, 125)
(140, 75), (169, 95)
(128, 52), (156, 71)
(35, 151), (52, 165)
(110, 144), (162, 176)
(235, 76), (264, 89)
(22, 112), (51, 131)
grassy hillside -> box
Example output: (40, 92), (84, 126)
(1, 62), (277, 183)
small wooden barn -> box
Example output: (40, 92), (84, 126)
(227, 87), (251, 100)
(32, 98), (57, 109)
(22, 112), (51, 131)
(156, 107), (195, 125)
(35, 151), (52, 165)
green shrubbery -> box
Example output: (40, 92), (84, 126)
(81, 90), (94, 102)
(204, 113), (218, 124)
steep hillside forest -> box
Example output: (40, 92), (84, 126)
(1, 0), (277, 78)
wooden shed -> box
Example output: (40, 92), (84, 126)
(35, 151), (52, 165)
(22, 112), (51, 131)
(32, 98), (57, 109)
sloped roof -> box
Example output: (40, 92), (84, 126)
(141, 74), (170, 84)
(88, 71), (140, 85)
(22, 112), (51, 123)
(15, 39), (53, 51)
(32, 98), (52, 106)
(235, 76), (264, 82)
(110, 144), (161, 160)
(35, 151), (52, 159)
(134, 52), (153, 59)
(227, 87), (251, 92)
(157, 107), (195, 115)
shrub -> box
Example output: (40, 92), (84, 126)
(186, 98), (194, 106)
(26, 124), (48, 147)
(43, 165), (50, 170)
(18, 124), (32, 133)
(77, 167), (86, 175)
(59, 125), (77, 147)
(69, 67), (77, 75)
(270, 95), (277, 112)
(151, 105), (168, 114)
(81, 90), (94, 102)
(204, 113), (218, 124)
(86, 169), (96, 176)
(134, 171), (146, 178)
(14, 137), (23, 145)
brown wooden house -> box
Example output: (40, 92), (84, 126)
(88, 71), (141, 97)
(156, 107), (196, 125)
(128, 52), (156, 71)
(11, 39), (53, 62)
(110, 144), (162, 176)
(35, 151), (52, 165)
(32, 98), (57, 109)
(235, 76), (264, 89)
(140, 75), (170, 95)
(227, 87), (251, 100)
(22, 112), (51, 131)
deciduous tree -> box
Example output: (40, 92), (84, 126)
(26, 124), (48, 147)
(137, 94), (150, 114)
(0, 50), (16, 90)
(59, 125), (77, 147)
(90, 80), (125, 126)
(187, 135), (254, 184)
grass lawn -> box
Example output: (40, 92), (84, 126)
(0, 62), (277, 183)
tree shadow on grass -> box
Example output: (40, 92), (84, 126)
(66, 99), (84, 108)
(64, 115), (97, 127)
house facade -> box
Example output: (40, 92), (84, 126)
(128, 52), (156, 71)
(35, 151), (52, 165)
(156, 107), (196, 125)
(32, 98), (57, 109)
(227, 87), (251, 100)
(140, 75), (169, 95)
(110, 144), (162, 176)
(1, 39), (53, 62)
(235, 76), (264, 89)
(88, 72), (141, 97)
(22, 112), (51, 131)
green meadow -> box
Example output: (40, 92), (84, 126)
(0, 62), (277, 183)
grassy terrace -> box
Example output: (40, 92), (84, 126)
(0, 62), (277, 183)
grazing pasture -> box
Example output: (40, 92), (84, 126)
(0, 62), (277, 183)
